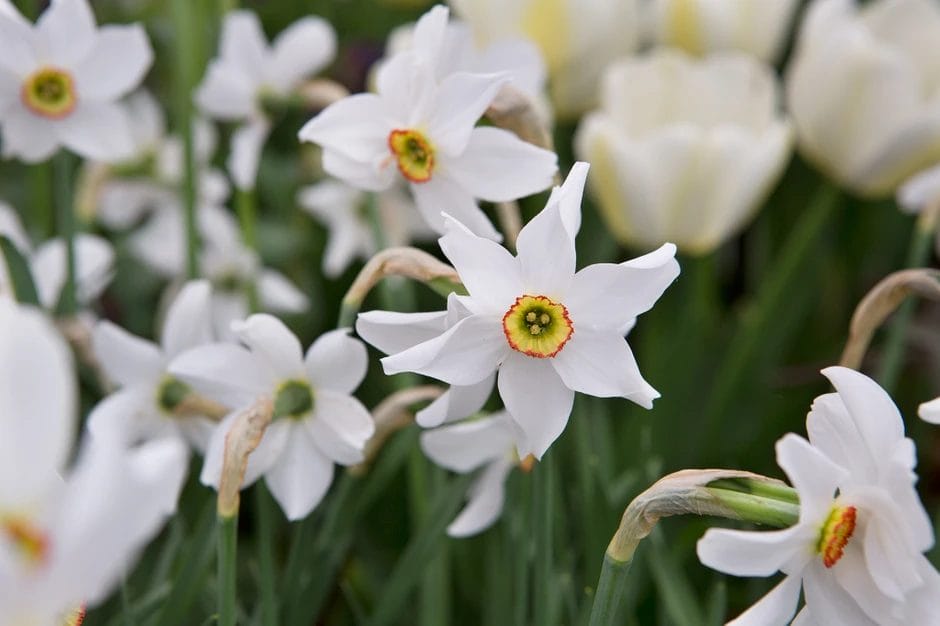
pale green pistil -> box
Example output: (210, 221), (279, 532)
(157, 376), (192, 412)
(274, 379), (314, 419)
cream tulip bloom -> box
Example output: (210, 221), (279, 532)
(643, 0), (800, 63)
(448, 0), (640, 118)
(786, 0), (940, 197)
(0, 0), (152, 163)
(0, 297), (186, 624)
(575, 50), (792, 255)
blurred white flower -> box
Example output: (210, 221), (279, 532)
(196, 10), (336, 190)
(170, 316), (374, 520)
(448, 0), (640, 118)
(95, 91), (230, 232)
(0, 201), (114, 310)
(0, 296), (186, 624)
(643, 0), (800, 63)
(297, 178), (436, 278)
(88, 280), (218, 464)
(195, 207), (308, 337)
(385, 5), (548, 115)
(421, 412), (518, 537)
(786, 0), (940, 197)
(357, 164), (679, 459)
(575, 49), (792, 255)
(0, 0), (152, 162)
(919, 397), (940, 425)
(299, 6), (558, 241)
(698, 367), (939, 624)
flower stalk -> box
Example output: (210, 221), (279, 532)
(337, 246), (463, 328)
(876, 206), (940, 392)
(171, 0), (201, 279)
(54, 152), (77, 315)
(840, 269), (940, 370)
(588, 470), (798, 626)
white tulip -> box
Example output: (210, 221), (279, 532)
(786, 0), (940, 197)
(643, 0), (801, 63)
(575, 49), (792, 255)
(448, 0), (640, 119)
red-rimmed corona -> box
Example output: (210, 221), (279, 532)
(502, 295), (573, 358)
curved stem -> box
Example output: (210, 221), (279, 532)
(588, 470), (799, 626)
(876, 210), (937, 392)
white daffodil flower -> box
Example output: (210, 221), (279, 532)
(196, 10), (336, 191)
(169, 315), (374, 520)
(698, 367), (939, 625)
(918, 397), (940, 425)
(297, 25), (558, 240)
(298, 178), (436, 278)
(448, 0), (640, 119)
(786, 0), (940, 197)
(88, 280), (218, 462)
(357, 163), (679, 459)
(575, 49), (793, 255)
(643, 0), (801, 63)
(0, 0), (152, 163)
(420, 412), (519, 537)
(0, 296), (186, 624)
(0, 201), (114, 310)
(96, 91), (230, 232)
(384, 5), (547, 114)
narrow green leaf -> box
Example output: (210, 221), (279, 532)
(368, 472), (475, 626)
(0, 235), (39, 305)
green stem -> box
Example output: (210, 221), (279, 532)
(172, 0), (200, 279)
(533, 452), (555, 626)
(54, 152), (77, 316)
(217, 514), (238, 626)
(588, 554), (633, 626)
(705, 487), (800, 528)
(876, 213), (936, 392)
(703, 181), (841, 440)
(236, 189), (260, 312)
(255, 484), (278, 626)
(31, 163), (53, 240)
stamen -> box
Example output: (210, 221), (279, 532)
(388, 129), (435, 183)
(2, 516), (49, 566)
(817, 505), (857, 568)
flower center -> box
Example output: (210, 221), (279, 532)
(816, 505), (857, 568)
(2, 515), (49, 567)
(21, 67), (77, 119)
(157, 375), (193, 413)
(388, 129), (435, 183)
(502, 295), (574, 358)
(273, 379), (314, 419)
(62, 605), (86, 626)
